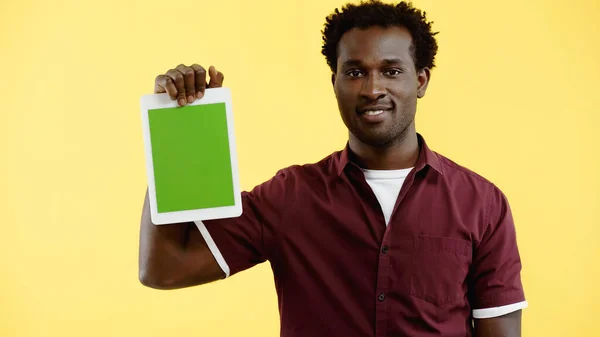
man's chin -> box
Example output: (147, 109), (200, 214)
(354, 131), (397, 148)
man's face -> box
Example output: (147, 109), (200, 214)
(333, 25), (430, 147)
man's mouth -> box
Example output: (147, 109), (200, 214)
(357, 106), (394, 123)
(363, 109), (388, 116)
(357, 105), (394, 114)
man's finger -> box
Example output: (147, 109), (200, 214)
(207, 66), (224, 88)
(155, 74), (178, 99)
(166, 69), (186, 106)
(175, 64), (196, 103)
(184, 68), (196, 103)
(190, 64), (207, 98)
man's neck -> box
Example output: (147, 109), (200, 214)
(348, 130), (420, 171)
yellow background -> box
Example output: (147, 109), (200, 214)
(1, 0), (598, 336)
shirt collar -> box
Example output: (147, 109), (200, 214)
(335, 133), (443, 176)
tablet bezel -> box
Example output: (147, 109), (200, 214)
(140, 87), (242, 225)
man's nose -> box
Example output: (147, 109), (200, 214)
(360, 73), (386, 100)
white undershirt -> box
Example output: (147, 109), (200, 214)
(361, 167), (413, 225)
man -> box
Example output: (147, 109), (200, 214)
(138, 1), (527, 336)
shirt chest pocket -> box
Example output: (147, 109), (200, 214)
(409, 235), (472, 307)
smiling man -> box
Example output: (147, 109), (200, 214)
(139, 1), (527, 336)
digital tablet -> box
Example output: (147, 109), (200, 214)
(140, 87), (241, 225)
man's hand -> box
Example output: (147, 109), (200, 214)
(154, 64), (224, 107)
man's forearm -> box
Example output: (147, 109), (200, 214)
(138, 188), (192, 288)
(474, 310), (522, 337)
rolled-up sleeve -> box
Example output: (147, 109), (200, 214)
(194, 169), (291, 278)
(470, 186), (527, 316)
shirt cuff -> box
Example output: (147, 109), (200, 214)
(473, 301), (528, 319)
(194, 220), (231, 278)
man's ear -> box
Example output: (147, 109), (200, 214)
(331, 73), (336, 87)
(417, 67), (431, 99)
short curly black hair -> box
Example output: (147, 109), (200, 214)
(321, 0), (439, 73)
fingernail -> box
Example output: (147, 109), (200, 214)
(187, 95), (194, 103)
(197, 92), (204, 99)
(178, 98), (185, 106)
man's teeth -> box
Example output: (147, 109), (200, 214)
(365, 110), (385, 116)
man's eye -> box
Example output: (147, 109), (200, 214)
(347, 70), (363, 78)
(386, 69), (402, 76)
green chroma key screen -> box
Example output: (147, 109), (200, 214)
(147, 102), (235, 213)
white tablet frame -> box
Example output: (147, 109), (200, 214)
(140, 87), (242, 225)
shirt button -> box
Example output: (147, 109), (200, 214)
(378, 293), (386, 301)
(381, 245), (389, 254)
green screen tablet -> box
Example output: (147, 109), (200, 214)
(140, 87), (241, 225)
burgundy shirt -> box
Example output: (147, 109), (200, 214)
(201, 134), (525, 337)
